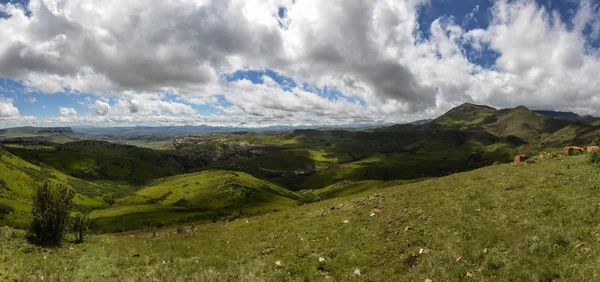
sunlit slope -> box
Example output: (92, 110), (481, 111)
(89, 170), (303, 232)
(0, 147), (107, 228)
(6, 140), (184, 184)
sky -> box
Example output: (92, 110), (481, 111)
(0, 0), (599, 128)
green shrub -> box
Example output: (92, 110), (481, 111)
(102, 193), (117, 205)
(28, 182), (75, 246)
(70, 213), (90, 243)
(222, 211), (241, 223)
(0, 203), (14, 219)
(589, 151), (600, 165)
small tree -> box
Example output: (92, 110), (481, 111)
(28, 182), (75, 246)
(70, 213), (90, 243)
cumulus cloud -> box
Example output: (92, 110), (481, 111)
(0, 98), (20, 118)
(112, 93), (197, 116)
(94, 100), (111, 115)
(59, 107), (77, 116)
(25, 97), (37, 103)
(0, 0), (600, 126)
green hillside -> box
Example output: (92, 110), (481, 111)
(5, 141), (184, 184)
(0, 147), (108, 228)
(429, 103), (574, 144)
(2, 154), (600, 280)
(89, 170), (303, 232)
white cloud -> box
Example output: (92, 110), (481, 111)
(0, 0), (600, 126)
(25, 97), (37, 103)
(0, 98), (20, 118)
(59, 107), (77, 116)
(94, 100), (111, 115)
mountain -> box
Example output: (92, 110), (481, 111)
(534, 110), (600, 124)
(3, 102), (600, 232)
(3, 103), (600, 280)
(408, 119), (432, 125)
(0, 126), (79, 143)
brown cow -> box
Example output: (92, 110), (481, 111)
(564, 146), (585, 156)
(514, 154), (527, 164)
(587, 146), (599, 153)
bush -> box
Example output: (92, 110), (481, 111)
(297, 191), (320, 205)
(0, 203), (14, 219)
(70, 213), (90, 243)
(222, 211), (241, 223)
(102, 193), (116, 205)
(590, 151), (600, 165)
(28, 182), (75, 246)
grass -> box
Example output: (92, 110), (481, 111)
(0, 148), (114, 228)
(6, 141), (184, 184)
(2, 155), (600, 280)
(88, 170), (303, 232)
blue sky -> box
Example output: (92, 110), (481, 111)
(0, 0), (599, 127)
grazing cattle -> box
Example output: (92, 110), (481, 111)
(539, 154), (544, 159)
(587, 146), (600, 153)
(546, 153), (551, 158)
(564, 146), (585, 156)
(514, 154), (527, 164)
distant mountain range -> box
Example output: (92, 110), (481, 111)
(533, 110), (600, 124)
(1, 106), (599, 143)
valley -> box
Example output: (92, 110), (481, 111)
(1, 103), (600, 280)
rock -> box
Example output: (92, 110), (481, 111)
(419, 248), (424, 254)
(466, 272), (473, 277)
(425, 279), (433, 282)
(275, 260), (282, 266)
(483, 248), (488, 254)
(584, 247), (592, 252)
(319, 257), (326, 262)
(371, 208), (382, 213)
(353, 269), (361, 276)
(456, 256), (463, 262)
(343, 220), (349, 224)
(208, 269), (215, 275)
(576, 242), (585, 248)
(370, 213), (376, 217)
(145, 271), (151, 278)
(423, 249), (430, 254)
(404, 226), (413, 231)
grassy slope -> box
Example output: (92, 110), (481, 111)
(0, 148), (107, 228)
(2, 155), (600, 280)
(6, 141), (183, 184)
(204, 127), (513, 191)
(89, 170), (303, 232)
